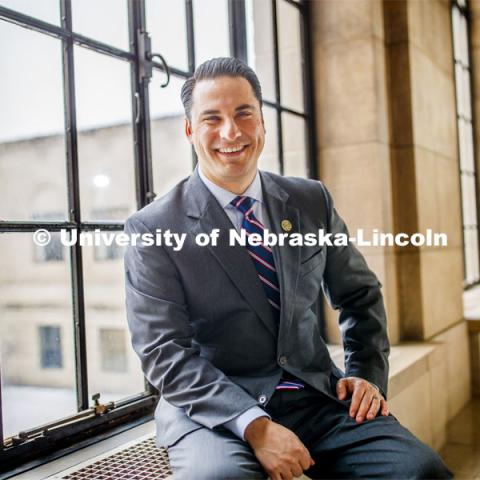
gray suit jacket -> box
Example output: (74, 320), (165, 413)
(124, 168), (390, 448)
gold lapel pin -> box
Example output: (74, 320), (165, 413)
(281, 219), (293, 232)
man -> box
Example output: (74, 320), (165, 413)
(125, 57), (451, 479)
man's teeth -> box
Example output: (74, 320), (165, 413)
(218, 146), (244, 153)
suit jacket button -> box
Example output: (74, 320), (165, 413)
(279, 355), (287, 366)
(258, 394), (267, 405)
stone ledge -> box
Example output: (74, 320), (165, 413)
(327, 342), (440, 398)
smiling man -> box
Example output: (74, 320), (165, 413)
(124, 57), (452, 479)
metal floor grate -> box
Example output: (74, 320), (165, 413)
(58, 436), (172, 479)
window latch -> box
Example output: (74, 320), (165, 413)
(138, 30), (170, 88)
(92, 393), (114, 416)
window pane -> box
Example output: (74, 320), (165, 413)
(146, 0), (189, 72)
(277, 0), (304, 112)
(83, 238), (145, 405)
(71, 0), (129, 51)
(460, 13), (469, 67)
(150, 75), (193, 198)
(259, 107), (280, 173)
(464, 122), (475, 173)
(193, 0), (230, 66)
(74, 46), (136, 222)
(246, 0), (276, 102)
(462, 67), (472, 121)
(452, 7), (461, 61)
(0, 0), (60, 25)
(282, 113), (307, 178)
(0, 233), (75, 438)
(458, 118), (466, 171)
(472, 229), (480, 282)
(99, 328), (127, 373)
(455, 63), (464, 118)
(0, 22), (68, 221)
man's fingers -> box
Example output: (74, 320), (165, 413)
(279, 469), (293, 480)
(299, 448), (314, 470)
(291, 462), (304, 478)
(380, 398), (389, 416)
(349, 382), (366, 417)
(366, 395), (381, 420)
(355, 391), (374, 422)
(336, 379), (347, 400)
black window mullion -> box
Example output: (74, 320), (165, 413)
(301, 0), (318, 179)
(60, 0), (89, 412)
(228, 0), (248, 63)
(185, 0), (198, 168)
(128, 1), (157, 394)
(129, 0), (155, 210)
(185, 0), (195, 73)
(271, 0), (284, 175)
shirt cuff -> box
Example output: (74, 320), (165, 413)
(223, 406), (271, 441)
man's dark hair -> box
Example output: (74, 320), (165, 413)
(180, 57), (263, 121)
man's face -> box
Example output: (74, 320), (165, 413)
(185, 75), (265, 192)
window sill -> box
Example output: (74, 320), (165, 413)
(6, 421), (155, 480)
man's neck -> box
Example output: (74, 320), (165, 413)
(199, 167), (257, 195)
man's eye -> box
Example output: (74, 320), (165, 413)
(204, 116), (220, 122)
(238, 111), (252, 118)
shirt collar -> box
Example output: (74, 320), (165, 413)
(198, 166), (263, 209)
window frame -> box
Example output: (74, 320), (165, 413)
(0, 0), (318, 471)
(451, 0), (480, 289)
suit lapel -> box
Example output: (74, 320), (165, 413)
(185, 169), (278, 338)
(260, 172), (301, 340)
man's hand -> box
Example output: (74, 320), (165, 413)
(336, 376), (389, 423)
(244, 417), (314, 480)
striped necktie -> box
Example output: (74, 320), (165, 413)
(231, 196), (281, 317)
(231, 195), (304, 391)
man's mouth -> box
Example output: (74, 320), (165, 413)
(215, 145), (249, 157)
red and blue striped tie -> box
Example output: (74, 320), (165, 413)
(231, 196), (304, 391)
(231, 196), (281, 318)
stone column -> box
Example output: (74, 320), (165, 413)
(384, 0), (464, 340)
(310, 0), (400, 343)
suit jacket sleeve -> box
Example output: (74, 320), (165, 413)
(124, 215), (259, 429)
(320, 183), (390, 397)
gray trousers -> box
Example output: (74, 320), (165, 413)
(167, 385), (453, 479)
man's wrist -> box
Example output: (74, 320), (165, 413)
(244, 416), (271, 444)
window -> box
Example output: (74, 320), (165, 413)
(39, 326), (63, 369)
(452, 0), (480, 287)
(92, 208), (129, 261)
(99, 328), (128, 373)
(0, 0), (316, 470)
(32, 212), (65, 262)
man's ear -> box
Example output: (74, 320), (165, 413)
(261, 112), (266, 134)
(184, 117), (193, 144)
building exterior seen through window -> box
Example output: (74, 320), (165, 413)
(39, 326), (63, 369)
(0, 0), (315, 464)
(452, 0), (480, 287)
(99, 328), (128, 373)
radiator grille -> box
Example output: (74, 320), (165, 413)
(59, 436), (172, 479)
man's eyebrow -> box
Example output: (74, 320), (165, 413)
(235, 104), (255, 111)
(199, 104), (255, 117)
(200, 109), (221, 116)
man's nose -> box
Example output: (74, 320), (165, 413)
(220, 118), (241, 141)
